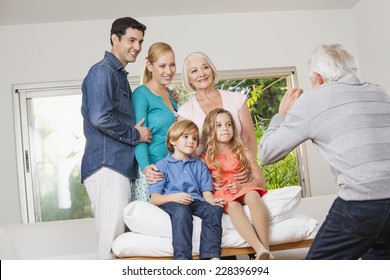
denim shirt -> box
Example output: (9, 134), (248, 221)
(81, 51), (140, 181)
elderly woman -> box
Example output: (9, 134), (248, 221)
(178, 51), (257, 157)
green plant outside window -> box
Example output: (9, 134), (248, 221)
(215, 78), (299, 190)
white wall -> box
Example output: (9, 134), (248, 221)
(0, 2), (386, 224)
(353, 0), (390, 93)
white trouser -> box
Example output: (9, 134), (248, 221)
(84, 167), (132, 259)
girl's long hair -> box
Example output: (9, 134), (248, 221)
(202, 108), (249, 180)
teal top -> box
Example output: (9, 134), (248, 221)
(132, 85), (178, 171)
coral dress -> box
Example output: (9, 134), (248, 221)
(203, 149), (267, 213)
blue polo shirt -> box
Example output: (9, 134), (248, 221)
(148, 154), (213, 201)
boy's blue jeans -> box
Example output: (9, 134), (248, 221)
(306, 197), (390, 259)
(160, 200), (223, 260)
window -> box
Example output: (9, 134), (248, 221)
(14, 82), (87, 223)
(216, 75), (301, 190)
(13, 67), (309, 223)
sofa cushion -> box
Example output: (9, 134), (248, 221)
(123, 186), (303, 241)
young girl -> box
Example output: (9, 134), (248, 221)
(201, 108), (273, 260)
(149, 120), (224, 260)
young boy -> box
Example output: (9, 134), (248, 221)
(149, 120), (224, 260)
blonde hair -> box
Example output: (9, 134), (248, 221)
(141, 42), (175, 84)
(202, 108), (249, 180)
(182, 51), (219, 91)
(166, 120), (199, 153)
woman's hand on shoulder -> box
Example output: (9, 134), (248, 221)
(169, 87), (180, 103)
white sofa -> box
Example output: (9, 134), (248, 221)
(0, 194), (335, 260)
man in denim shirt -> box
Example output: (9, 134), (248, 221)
(81, 17), (152, 259)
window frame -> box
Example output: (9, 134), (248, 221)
(13, 81), (83, 223)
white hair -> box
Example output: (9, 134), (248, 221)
(308, 44), (357, 83)
(182, 51), (219, 91)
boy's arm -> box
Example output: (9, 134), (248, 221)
(151, 192), (194, 206)
(150, 193), (172, 206)
(202, 191), (215, 204)
(148, 162), (168, 206)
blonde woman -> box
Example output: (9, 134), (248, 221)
(131, 42), (178, 202)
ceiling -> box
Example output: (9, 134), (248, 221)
(0, 0), (360, 26)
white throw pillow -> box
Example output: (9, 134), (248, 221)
(222, 214), (317, 248)
(112, 232), (200, 258)
(222, 185), (302, 229)
(264, 185), (302, 222)
(123, 186), (302, 241)
(123, 200), (203, 242)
